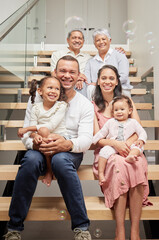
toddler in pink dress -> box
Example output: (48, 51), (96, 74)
(93, 95), (147, 186)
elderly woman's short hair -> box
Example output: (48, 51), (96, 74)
(92, 28), (111, 42)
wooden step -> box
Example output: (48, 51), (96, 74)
(0, 88), (149, 96)
(1, 120), (159, 128)
(129, 66), (137, 75)
(0, 103), (27, 109)
(0, 66), (31, 73)
(129, 77), (141, 83)
(0, 120), (24, 127)
(37, 50), (132, 58)
(0, 196), (158, 221)
(147, 77), (154, 82)
(29, 66), (137, 75)
(131, 88), (147, 95)
(135, 103), (152, 110)
(0, 102), (152, 110)
(141, 120), (159, 128)
(0, 88), (29, 95)
(0, 140), (158, 151)
(0, 75), (24, 83)
(1, 57), (134, 66)
(0, 164), (158, 181)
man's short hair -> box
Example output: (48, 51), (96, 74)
(67, 29), (85, 40)
(56, 55), (80, 72)
(92, 28), (111, 42)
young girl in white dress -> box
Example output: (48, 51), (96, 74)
(18, 76), (67, 186)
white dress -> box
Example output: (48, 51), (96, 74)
(30, 101), (67, 137)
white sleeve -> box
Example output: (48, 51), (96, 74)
(29, 105), (38, 126)
(84, 60), (92, 84)
(70, 103), (94, 153)
(36, 102), (67, 131)
(134, 120), (147, 143)
(116, 51), (129, 85)
(93, 121), (109, 144)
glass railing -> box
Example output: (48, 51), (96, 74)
(0, 0), (46, 88)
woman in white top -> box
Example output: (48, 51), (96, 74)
(85, 28), (132, 100)
(18, 76), (67, 186)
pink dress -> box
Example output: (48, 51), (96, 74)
(93, 102), (151, 208)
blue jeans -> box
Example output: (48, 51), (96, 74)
(8, 150), (90, 231)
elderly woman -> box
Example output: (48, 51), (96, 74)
(85, 28), (132, 100)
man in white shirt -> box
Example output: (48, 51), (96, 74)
(85, 28), (132, 100)
(51, 29), (91, 96)
(4, 56), (94, 240)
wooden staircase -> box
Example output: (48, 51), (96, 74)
(0, 48), (158, 239)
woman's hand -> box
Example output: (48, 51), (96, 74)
(112, 140), (130, 157)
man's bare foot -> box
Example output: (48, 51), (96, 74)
(42, 172), (53, 186)
(99, 173), (106, 186)
(125, 155), (138, 164)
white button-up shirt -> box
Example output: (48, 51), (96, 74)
(51, 48), (91, 74)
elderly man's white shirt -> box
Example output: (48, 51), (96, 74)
(51, 48), (91, 74)
(22, 91), (94, 153)
(85, 48), (132, 90)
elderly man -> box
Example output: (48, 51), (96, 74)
(85, 28), (132, 100)
(4, 56), (94, 240)
(51, 29), (91, 96)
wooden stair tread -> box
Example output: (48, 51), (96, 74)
(0, 57), (134, 65)
(129, 76), (141, 83)
(0, 88), (149, 96)
(0, 76), (24, 82)
(1, 120), (159, 128)
(37, 50), (131, 58)
(0, 196), (157, 221)
(129, 66), (137, 75)
(0, 120), (24, 127)
(0, 140), (158, 151)
(0, 164), (158, 181)
(0, 103), (27, 109)
(0, 102), (152, 110)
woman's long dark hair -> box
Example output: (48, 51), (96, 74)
(29, 76), (67, 104)
(93, 65), (122, 112)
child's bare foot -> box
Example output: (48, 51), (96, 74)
(125, 155), (138, 164)
(42, 172), (53, 186)
(99, 173), (106, 186)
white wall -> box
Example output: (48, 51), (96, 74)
(0, 0), (27, 24)
(45, 0), (127, 44)
(109, 0), (127, 44)
(127, 0), (159, 119)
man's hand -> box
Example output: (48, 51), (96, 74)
(75, 73), (88, 90)
(115, 47), (125, 54)
(75, 80), (83, 90)
(39, 134), (73, 156)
